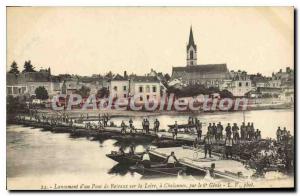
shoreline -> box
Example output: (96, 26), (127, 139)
(31, 106), (293, 118)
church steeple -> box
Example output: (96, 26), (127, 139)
(187, 26), (197, 66)
(187, 26), (196, 50)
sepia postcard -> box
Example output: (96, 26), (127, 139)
(6, 6), (295, 190)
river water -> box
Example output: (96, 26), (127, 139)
(7, 109), (294, 189)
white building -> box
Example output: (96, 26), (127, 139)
(129, 76), (161, 104)
(108, 74), (129, 99)
(221, 71), (252, 97)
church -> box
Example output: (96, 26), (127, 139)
(171, 27), (230, 87)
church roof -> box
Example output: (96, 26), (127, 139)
(187, 26), (197, 51)
(172, 64), (228, 73)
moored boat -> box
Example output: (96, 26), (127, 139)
(129, 163), (186, 177)
(106, 151), (143, 165)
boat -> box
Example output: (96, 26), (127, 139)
(51, 125), (73, 133)
(168, 123), (197, 134)
(168, 124), (197, 129)
(151, 139), (189, 148)
(129, 163), (186, 177)
(106, 151), (143, 165)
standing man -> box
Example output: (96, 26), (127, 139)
(145, 119), (150, 134)
(207, 123), (212, 136)
(120, 121), (126, 134)
(212, 123), (217, 140)
(276, 127), (281, 142)
(129, 118), (133, 129)
(246, 122), (251, 140)
(216, 122), (223, 141)
(232, 123), (240, 142)
(225, 123), (232, 138)
(196, 123), (202, 141)
(224, 135), (234, 159)
(142, 118), (146, 133)
(154, 119), (160, 133)
(240, 122), (246, 140)
(173, 121), (178, 140)
(204, 134), (213, 158)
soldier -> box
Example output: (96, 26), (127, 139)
(120, 121), (126, 134)
(173, 121), (178, 140)
(196, 123), (202, 141)
(216, 122), (223, 141)
(129, 118), (133, 129)
(145, 119), (150, 134)
(225, 123), (231, 138)
(154, 119), (160, 133)
(207, 123), (212, 136)
(246, 122), (251, 140)
(204, 134), (213, 158)
(250, 123), (255, 140)
(142, 118), (146, 133)
(276, 127), (281, 142)
(224, 135), (234, 159)
(212, 123), (217, 140)
(240, 122), (246, 140)
(232, 123), (240, 142)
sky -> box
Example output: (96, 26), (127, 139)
(7, 7), (294, 76)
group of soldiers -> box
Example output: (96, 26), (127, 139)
(192, 121), (263, 160)
(195, 122), (262, 142)
(120, 118), (161, 134)
(276, 127), (292, 144)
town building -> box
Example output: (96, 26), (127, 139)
(108, 74), (129, 99)
(171, 27), (229, 87)
(7, 69), (61, 97)
(129, 76), (161, 104)
(220, 70), (253, 97)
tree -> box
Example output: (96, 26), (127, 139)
(96, 87), (109, 98)
(22, 60), (36, 73)
(219, 89), (233, 98)
(8, 61), (20, 74)
(164, 73), (171, 81)
(35, 86), (49, 100)
(76, 85), (90, 97)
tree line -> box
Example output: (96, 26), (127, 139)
(8, 60), (36, 74)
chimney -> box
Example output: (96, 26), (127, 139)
(286, 67), (291, 73)
(124, 71), (127, 78)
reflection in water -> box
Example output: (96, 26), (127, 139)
(108, 163), (135, 176)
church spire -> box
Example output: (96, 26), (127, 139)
(186, 26), (197, 66)
(188, 26), (195, 47)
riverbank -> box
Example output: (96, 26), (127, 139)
(30, 103), (293, 119)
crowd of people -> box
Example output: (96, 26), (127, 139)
(120, 118), (161, 134)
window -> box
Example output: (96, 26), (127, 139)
(246, 82), (248, 86)
(146, 85), (150, 93)
(139, 86), (143, 93)
(152, 86), (156, 93)
(124, 94), (127, 98)
(239, 82), (242, 87)
(190, 50), (193, 59)
(114, 86), (117, 91)
(147, 95), (150, 100)
(140, 96), (143, 101)
(123, 86), (126, 91)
